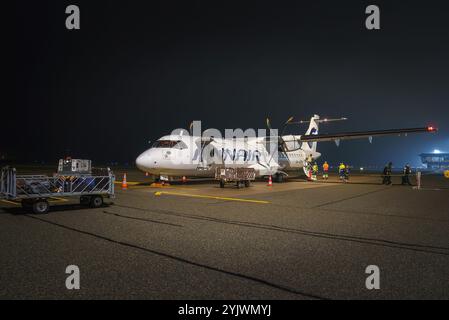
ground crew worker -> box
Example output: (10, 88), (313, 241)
(304, 162), (311, 181)
(382, 162), (393, 185)
(305, 154), (314, 181)
(401, 163), (412, 186)
(312, 162), (319, 181)
(307, 154), (313, 164)
(322, 161), (329, 180)
(344, 164), (350, 182)
(339, 163), (346, 181)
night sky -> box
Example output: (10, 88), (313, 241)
(9, 0), (449, 167)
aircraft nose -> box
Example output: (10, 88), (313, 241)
(136, 153), (150, 171)
(136, 150), (159, 172)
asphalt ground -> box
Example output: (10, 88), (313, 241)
(1, 168), (448, 299)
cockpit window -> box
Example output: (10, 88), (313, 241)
(152, 140), (176, 148)
(152, 140), (187, 149)
(174, 141), (187, 149)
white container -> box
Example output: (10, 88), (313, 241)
(58, 159), (92, 174)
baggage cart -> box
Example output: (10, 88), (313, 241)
(0, 166), (115, 214)
(215, 167), (256, 188)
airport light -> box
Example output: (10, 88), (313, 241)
(433, 149), (442, 154)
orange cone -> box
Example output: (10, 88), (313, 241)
(122, 173), (128, 190)
(267, 175), (273, 187)
(182, 176), (187, 183)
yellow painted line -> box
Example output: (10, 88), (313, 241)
(1, 198), (68, 205)
(114, 181), (141, 186)
(144, 185), (198, 190)
(118, 183), (199, 191)
(48, 197), (69, 203)
(0, 199), (20, 206)
(163, 186), (199, 190)
(154, 191), (269, 204)
(115, 181), (201, 189)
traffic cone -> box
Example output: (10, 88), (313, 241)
(122, 173), (128, 190)
(267, 175), (273, 187)
(182, 176), (187, 183)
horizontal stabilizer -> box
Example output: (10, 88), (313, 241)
(290, 117), (348, 125)
(296, 126), (437, 143)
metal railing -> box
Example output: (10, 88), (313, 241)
(0, 167), (115, 200)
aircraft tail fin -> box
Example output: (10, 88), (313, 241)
(302, 114), (320, 152)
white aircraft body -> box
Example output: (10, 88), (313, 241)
(135, 115), (436, 181)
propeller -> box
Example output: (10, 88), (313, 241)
(189, 121), (194, 135)
(266, 116), (295, 153)
(266, 118), (272, 130)
(264, 116), (297, 172)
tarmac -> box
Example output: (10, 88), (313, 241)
(1, 167), (448, 299)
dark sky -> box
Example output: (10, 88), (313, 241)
(9, 0), (449, 166)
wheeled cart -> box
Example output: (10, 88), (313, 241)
(0, 166), (115, 214)
(215, 167), (256, 188)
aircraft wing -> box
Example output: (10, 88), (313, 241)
(293, 126), (437, 143)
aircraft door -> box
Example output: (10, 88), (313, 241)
(195, 138), (218, 170)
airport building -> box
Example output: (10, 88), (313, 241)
(419, 150), (449, 170)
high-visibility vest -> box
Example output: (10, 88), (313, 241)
(339, 164), (345, 171)
(323, 163), (329, 171)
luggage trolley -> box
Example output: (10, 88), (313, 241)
(215, 166), (256, 188)
(0, 166), (115, 214)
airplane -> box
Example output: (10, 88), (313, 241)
(135, 115), (437, 182)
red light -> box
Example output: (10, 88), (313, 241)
(427, 126), (437, 132)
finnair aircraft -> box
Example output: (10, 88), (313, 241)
(135, 115), (436, 182)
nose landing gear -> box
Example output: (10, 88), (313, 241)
(274, 173), (285, 183)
